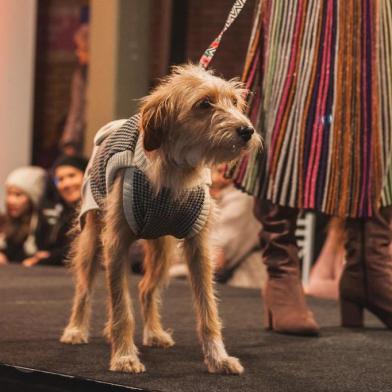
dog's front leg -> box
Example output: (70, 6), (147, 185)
(139, 236), (175, 348)
(60, 211), (101, 345)
(184, 227), (244, 375)
(102, 174), (145, 373)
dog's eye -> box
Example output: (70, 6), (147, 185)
(232, 98), (238, 106)
(199, 98), (212, 109)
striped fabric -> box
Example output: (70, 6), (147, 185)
(380, 1), (392, 206)
(231, 0), (392, 218)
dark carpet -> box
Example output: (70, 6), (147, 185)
(0, 265), (391, 392)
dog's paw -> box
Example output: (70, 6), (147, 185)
(205, 356), (244, 375)
(110, 355), (146, 373)
(143, 329), (175, 348)
(60, 326), (88, 345)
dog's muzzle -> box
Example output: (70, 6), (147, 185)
(236, 126), (254, 142)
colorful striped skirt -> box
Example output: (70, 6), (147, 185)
(231, 0), (392, 218)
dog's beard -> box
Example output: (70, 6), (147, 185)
(167, 137), (244, 168)
(206, 149), (244, 166)
(164, 129), (260, 169)
(161, 113), (261, 169)
(205, 130), (250, 162)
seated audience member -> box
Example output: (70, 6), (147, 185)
(0, 166), (49, 265)
(25, 155), (89, 267)
(305, 217), (345, 300)
(211, 166), (266, 289)
(169, 165), (266, 289)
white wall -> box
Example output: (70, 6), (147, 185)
(0, 0), (37, 210)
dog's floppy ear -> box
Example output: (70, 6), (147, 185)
(140, 93), (172, 151)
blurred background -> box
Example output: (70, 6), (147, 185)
(0, 0), (256, 209)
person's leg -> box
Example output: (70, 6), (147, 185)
(254, 199), (319, 335)
(363, 206), (392, 327)
(339, 217), (365, 326)
(340, 207), (392, 328)
(306, 218), (345, 300)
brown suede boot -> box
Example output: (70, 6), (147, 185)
(340, 218), (366, 327)
(255, 200), (320, 336)
(340, 207), (392, 328)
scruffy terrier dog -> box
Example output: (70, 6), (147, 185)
(60, 64), (261, 375)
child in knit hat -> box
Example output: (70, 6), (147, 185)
(0, 166), (49, 265)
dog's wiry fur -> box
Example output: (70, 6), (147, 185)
(60, 64), (261, 375)
(140, 64), (259, 195)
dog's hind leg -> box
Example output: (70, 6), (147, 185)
(184, 224), (244, 375)
(139, 236), (175, 348)
(102, 172), (145, 373)
(60, 211), (101, 345)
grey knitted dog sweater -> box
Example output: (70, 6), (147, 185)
(80, 115), (211, 239)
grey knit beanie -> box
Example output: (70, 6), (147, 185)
(5, 166), (47, 207)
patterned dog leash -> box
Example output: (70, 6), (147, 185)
(199, 0), (248, 69)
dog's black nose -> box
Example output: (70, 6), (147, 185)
(237, 126), (254, 142)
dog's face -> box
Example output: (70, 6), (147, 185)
(140, 64), (262, 168)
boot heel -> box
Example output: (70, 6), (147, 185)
(341, 298), (364, 327)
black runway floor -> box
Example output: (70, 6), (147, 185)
(0, 265), (391, 392)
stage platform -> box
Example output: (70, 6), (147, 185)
(0, 265), (391, 392)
